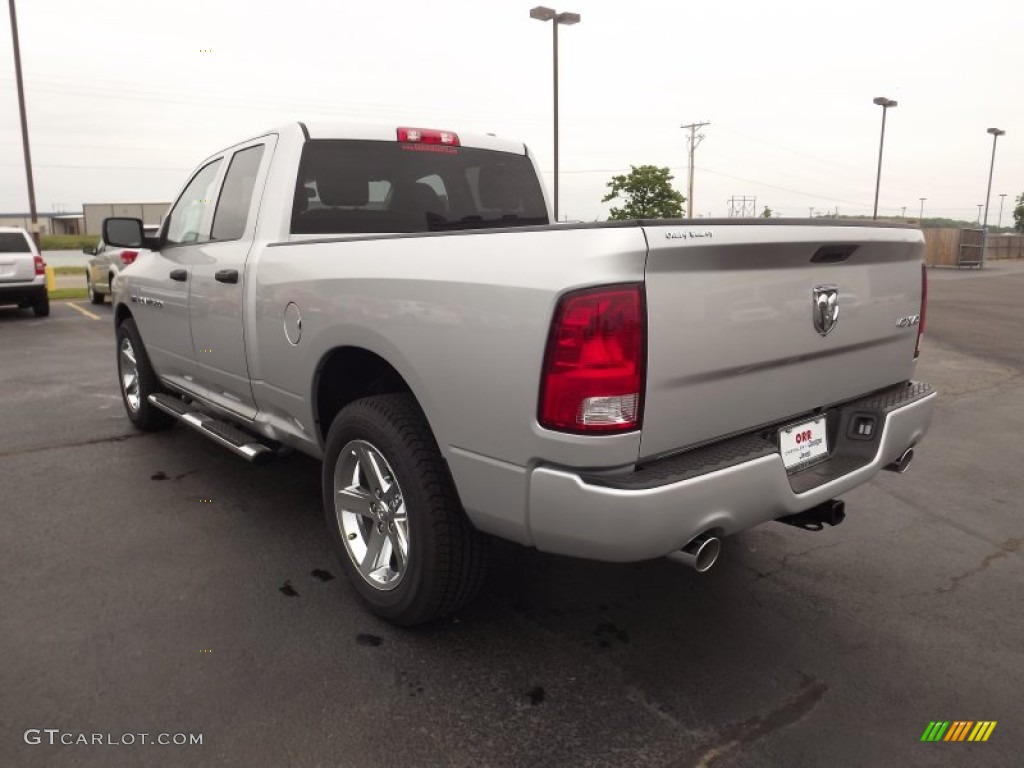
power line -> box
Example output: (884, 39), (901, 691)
(556, 163), (873, 210)
(0, 74), (548, 126)
(0, 162), (188, 171)
(715, 122), (866, 176)
(694, 165), (873, 209)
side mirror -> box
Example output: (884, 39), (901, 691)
(82, 245), (97, 255)
(103, 217), (144, 248)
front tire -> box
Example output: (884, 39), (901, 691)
(115, 318), (174, 431)
(322, 394), (487, 626)
(87, 273), (104, 304)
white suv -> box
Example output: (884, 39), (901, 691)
(0, 227), (48, 317)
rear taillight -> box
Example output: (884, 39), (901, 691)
(915, 263), (927, 358)
(120, 250), (139, 266)
(539, 284), (646, 433)
(397, 127), (460, 146)
(33, 255), (45, 275)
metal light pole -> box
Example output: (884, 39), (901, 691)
(981, 129), (1006, 230)
(981, 127), (1006, 267)
(7, 0), (40, 250)
(919, 197), (926, 225)
(997, 193), (1007, 229)
(872, 96), (897, 220)
(976, 204), (982, 224)
(530, 6), (580, 223)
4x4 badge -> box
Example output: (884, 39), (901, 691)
(812, 285), (839, 336)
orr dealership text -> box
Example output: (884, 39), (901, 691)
(24, 729), (202, 746)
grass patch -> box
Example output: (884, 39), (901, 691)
(41, 234), (100, 251)
(53, 266), (86, 275)
(49, 288), (89, 300)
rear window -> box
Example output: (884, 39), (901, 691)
(0, 232), (32, 253)
(291, 139), (548, 235)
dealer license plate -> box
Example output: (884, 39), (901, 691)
(779, 416), (829, 471)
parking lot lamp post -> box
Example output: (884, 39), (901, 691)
(981, 128), (1005, 267)
(997, 193), (1007, 229)
(872, 96), (897, 220)
(530, 6), (580, 223)
(919, 197), (926, 225)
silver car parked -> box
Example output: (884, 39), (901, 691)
(84, 225), (159, 304)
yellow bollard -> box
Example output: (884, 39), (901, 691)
(45, 265), (56, 291)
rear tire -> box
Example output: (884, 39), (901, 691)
(115, 318), (174, 431)
(32, 291), (50, 317)
(87, 273), (104, 304)
(322, 394), (487, 626)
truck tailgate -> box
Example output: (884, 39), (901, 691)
(640, 223), (924, 460)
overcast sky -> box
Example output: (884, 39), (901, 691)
(1, 0), (1020, 223)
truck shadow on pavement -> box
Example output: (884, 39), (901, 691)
(157, 429), (853, 763)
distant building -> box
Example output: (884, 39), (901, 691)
(0, 212), (84, 235)
(83, 203), (170, 235)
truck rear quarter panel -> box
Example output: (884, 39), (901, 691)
(249, 227), (647, 542)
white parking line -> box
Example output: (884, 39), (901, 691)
(66, 302), (101, 321)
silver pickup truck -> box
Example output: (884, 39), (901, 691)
(103, 122), (936, 625)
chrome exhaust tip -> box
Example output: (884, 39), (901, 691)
(884, 447), (915, 474)
(667, 534), (721, 573)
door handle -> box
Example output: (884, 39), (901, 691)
(169, 269), (188, 282)
(215, 269), (239, 284)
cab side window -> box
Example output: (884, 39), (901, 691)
(165, 159), (223, 247)
(211, 145), (265, 241)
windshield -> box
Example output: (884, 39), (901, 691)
(291, 139), (548, 235)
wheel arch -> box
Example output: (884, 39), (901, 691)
(313, 346), (429, 447)
(114, 301), (133, 327)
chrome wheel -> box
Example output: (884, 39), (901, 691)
(119, 337), (141, 412)
(333, 439), (409, 591)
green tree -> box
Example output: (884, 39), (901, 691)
(1014, 192), (1024, 233)
(760, 206), (774, 218)
(602, 165), (685, 220)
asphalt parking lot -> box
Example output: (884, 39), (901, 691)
(2, 265), (1022, 767)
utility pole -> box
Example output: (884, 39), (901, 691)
(976, 204), (982, 224)
(901, 206), (907, 219)
(919, 197), (926, 225)
(997, 193), (1007, 229)
(681, 121), (709, 219)
(7, 0), (41, 250)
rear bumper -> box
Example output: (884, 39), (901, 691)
(0, 278), (46, 306)
(527, 382), (937, 562)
